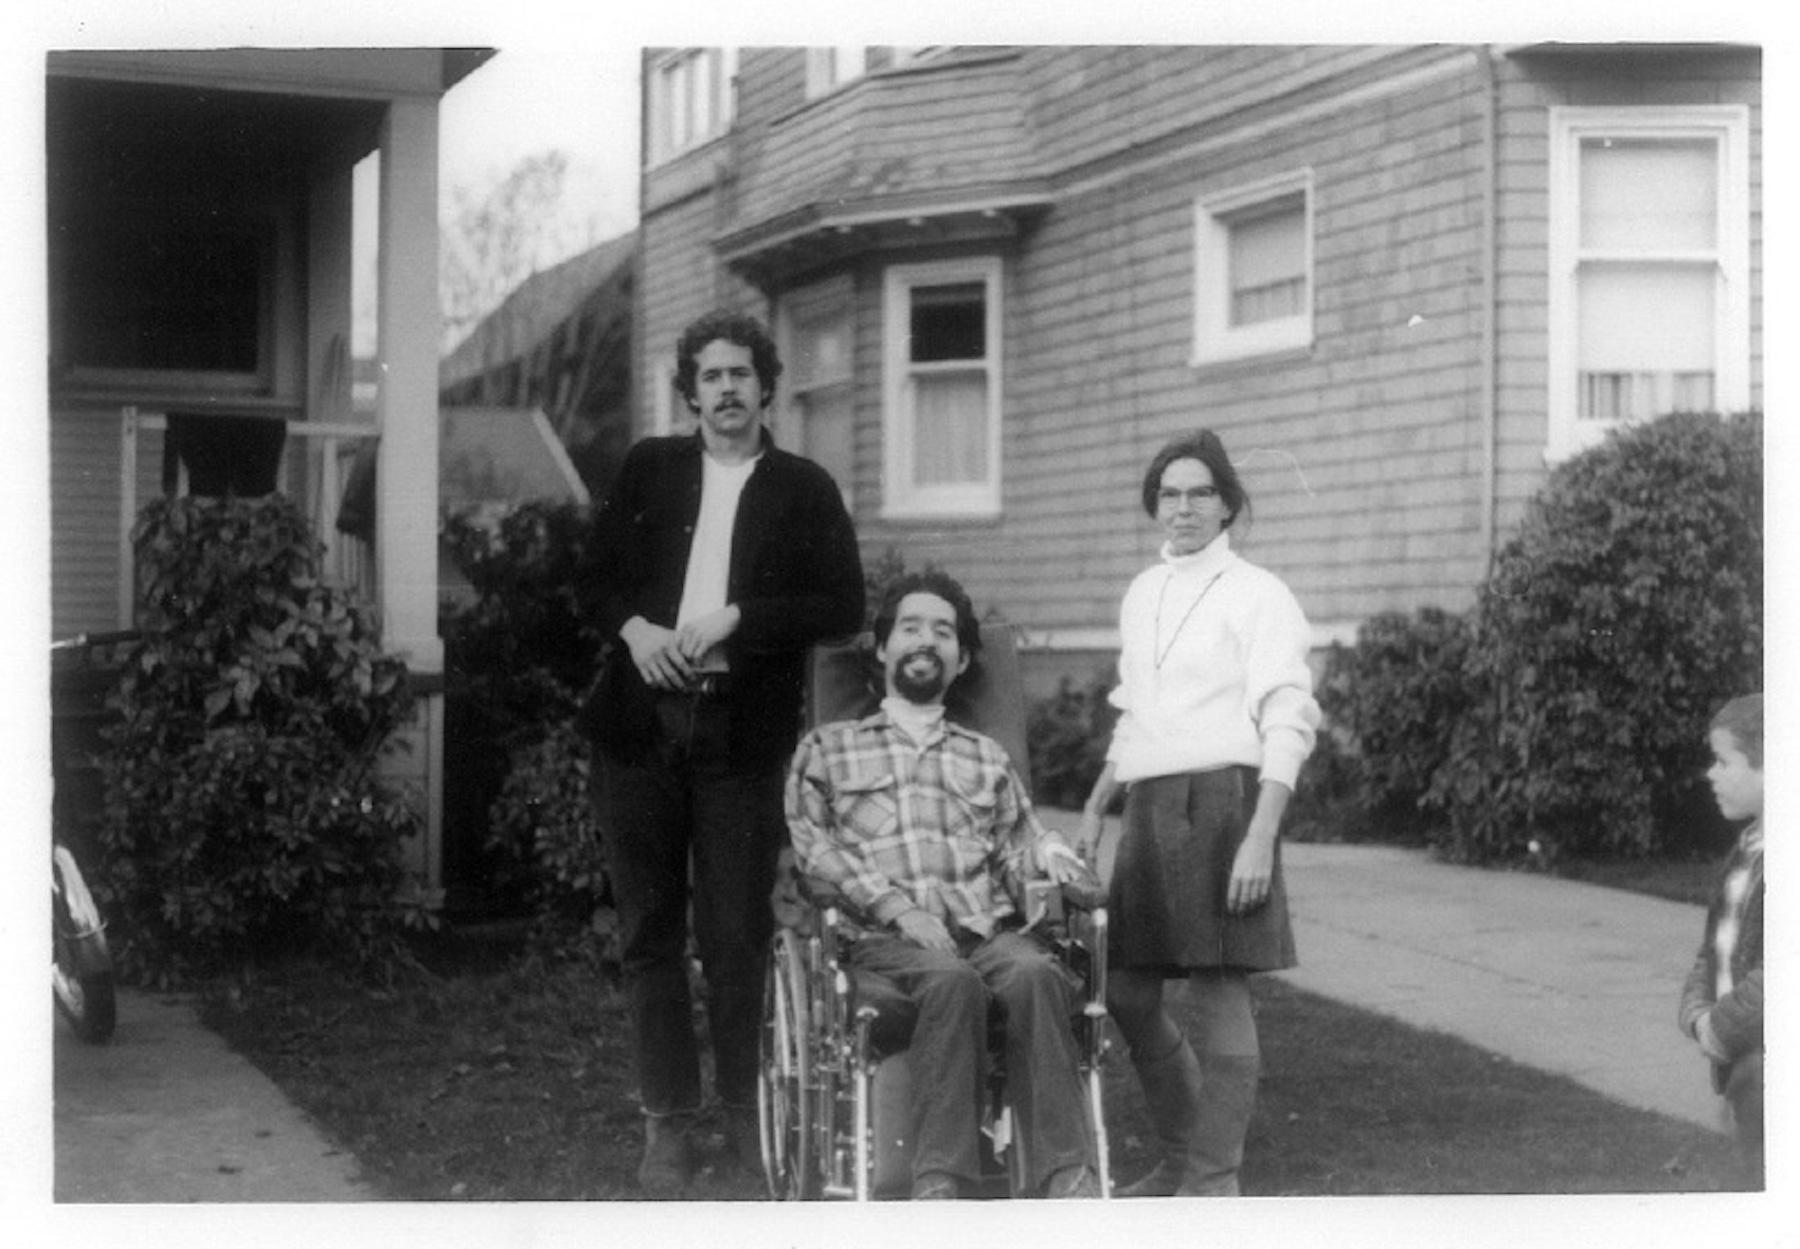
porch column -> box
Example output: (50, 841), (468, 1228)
(376, 95), (443, 672)
(376, 94), (445, 889)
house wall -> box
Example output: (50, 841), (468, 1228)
(636, 44), (1762, 680)
(49, 405), (132, 637)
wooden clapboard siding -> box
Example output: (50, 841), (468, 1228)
(636, 43), (1761, 654)
(49, 406), (127, 638)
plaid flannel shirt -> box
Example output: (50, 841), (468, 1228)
(786, 709), (1050, 938)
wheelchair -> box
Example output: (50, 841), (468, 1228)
(758, 625), (1113, 1200)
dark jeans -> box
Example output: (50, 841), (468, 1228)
(599, 693), (785, 1116)
(851, 929), (1094, 1191)
(1725, 1051), (1764, 1187)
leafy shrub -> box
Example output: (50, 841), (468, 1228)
(1284, 725), (1371, 843)
(484, 721), (607, 940)
(1426, 411), (1762, 863)
(100, 495), (422, 986)
(442, 501), (601, 735)
(442, 501), (606, 923)
(1317, 608), (1472, 836)
(1026, 670), (1120, 811)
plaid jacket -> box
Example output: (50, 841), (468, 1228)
(786, 709), (1051, 938)
(1679, 825), (1764, 1089)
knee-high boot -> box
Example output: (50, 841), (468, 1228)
(1181, 1052), (1259, 1196)
(1116, 1036), (1204, 1197)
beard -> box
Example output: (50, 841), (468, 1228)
(892, 648), (950, 704)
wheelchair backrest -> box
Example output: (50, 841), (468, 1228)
(804, 623), (1033, 798)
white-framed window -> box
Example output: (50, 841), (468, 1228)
(882, 258), (1003, 519)
(1192, 170), (1314, 366)
(805, 46), (868, 99)
(647, 48), (737, 167)
(778, 278), (857, 510)
(1546, 106), (1751, 461)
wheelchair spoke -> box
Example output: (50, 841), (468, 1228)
(758, 929), (814, 1199)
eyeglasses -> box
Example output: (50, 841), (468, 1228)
(1157, 486), (1221, 508)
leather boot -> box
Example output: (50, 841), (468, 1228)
(1177, 1053), (1259, 1196)
(637, 1112), (695, 1196)
(1116, 1037), (1204, 1197)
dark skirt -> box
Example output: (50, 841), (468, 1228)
(1108, 766), (1297, 974)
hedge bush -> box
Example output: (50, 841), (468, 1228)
(442, 501), (606, 927)
(1026, 670), (1120, 811)
(99, 495), (424, 986)
(1425, 411), (1762, 863)
(1316, 607), (1472, 837)
(442, 501), (601, 735)
(484, 720), (607, 940)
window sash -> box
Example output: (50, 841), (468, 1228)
(883, 259), (1001, 517)
(806, 46), (867, 98)
(1546, 107), (1750, 460)
(1193, 172), (1313, 365)
(650, 49), (734, 165)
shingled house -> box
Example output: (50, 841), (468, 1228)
(634, 44), (1761, 689)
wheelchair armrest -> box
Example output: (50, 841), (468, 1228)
(797, 873), (851, 910)
(1058, 873), (1106, 912)
(1020, 860), (1105, 929)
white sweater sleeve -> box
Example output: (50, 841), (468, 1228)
(1242, 577), (1320, 790)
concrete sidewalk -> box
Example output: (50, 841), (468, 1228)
(54, 987), (377, 1201)
(1277, 840), (1726, 1135)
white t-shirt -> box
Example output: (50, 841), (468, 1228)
(677, 452), (759, 670)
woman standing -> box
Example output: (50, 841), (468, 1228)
(1073, 430), (1319, 1197)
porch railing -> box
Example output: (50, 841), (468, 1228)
(118, 405), (379, 621)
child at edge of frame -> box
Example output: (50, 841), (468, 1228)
(1678, 692), (1765, 1188)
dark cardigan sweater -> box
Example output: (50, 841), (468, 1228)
(578, 430), (864, 769)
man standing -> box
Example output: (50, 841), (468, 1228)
(787, 571), (1102, 1200)
(582, 309), (864, 1194)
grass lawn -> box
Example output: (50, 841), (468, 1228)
(199, 926), (1745, 1202)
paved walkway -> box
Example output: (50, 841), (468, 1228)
(53, 988), (377, 1201)
(1276, 840), (1725, 1134)
(50, 835), (1725, 1203)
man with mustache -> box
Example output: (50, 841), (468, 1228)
(787, 571), (1101, 1200)
(581, 309), (864, 1194)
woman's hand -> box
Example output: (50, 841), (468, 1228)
(1228, 780), (1291, 915)
(1073, 763), (1119, 863)
(1072, 810), (1106, 865)
(1226, 829), (1275, 914)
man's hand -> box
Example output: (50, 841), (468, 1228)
(894, 909), (956, 953)
(1038, 833), (1087, 886)
(620, 617), (695, 692)
(674, 605), (741, 666)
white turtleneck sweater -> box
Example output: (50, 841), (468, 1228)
(1105, 530), (1319, 790)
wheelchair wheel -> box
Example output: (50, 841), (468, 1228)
(758, 928), (815, 1199)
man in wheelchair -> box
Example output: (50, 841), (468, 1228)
(786, 571), (1102, 1200)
